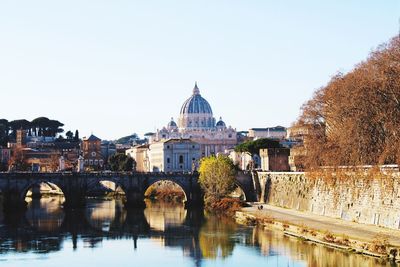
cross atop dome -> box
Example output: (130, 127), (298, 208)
(193, 81), (200, 95)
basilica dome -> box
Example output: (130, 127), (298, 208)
(216, 117), (226, 127)
(178, 82), (216, 129)
(179, 82), (213, 115)
(167, 118), (177, 128)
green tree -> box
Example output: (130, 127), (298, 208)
(116, 133), (139, 145)
(31, 117), (50, 136)
(234, 138), (280, 156)
(65, 130), (74, 140)
(108, 153), (134, 171)
(198, 155), (236, 204)
(74, 130), (79, 141)
(30, 117), (64, 137)
(9, 119), (31, 139)
(0, 119), (9, 147)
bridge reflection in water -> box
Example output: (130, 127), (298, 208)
(0, 197), (393, 267)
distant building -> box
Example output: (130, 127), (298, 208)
(125, 144), (150, 172)
(22, 148), (61, 172)
(101, 141), (117, 163)
(289, 147), (305, 172)
(286, 125), (309, 142)
(228, 150), (260, 171)
(0, 148), (11, 166)
(149, 139), (200, 172)
(82, 134), (104, 170)
(287, 124), (318, 171)
(260, 148), (290, 172)
(8, 129), (80, 172)
(248, 126), (287, 140)
(115, 143), (132, 154)
(16, 129), (27, 147)
(150, 83), (237, 157)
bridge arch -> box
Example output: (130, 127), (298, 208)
(86, 177), (128, 197)
(233, 180), (251, 202)
(20, 180), (65, 202)
(144, 179), (189, 203)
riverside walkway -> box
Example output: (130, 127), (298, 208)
(243, 204), (400, 247)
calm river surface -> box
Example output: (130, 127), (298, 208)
(0, 197), (395, 267)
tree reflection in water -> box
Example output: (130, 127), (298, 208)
(199, 214), (237, 259)
(0, 196), (395, 267)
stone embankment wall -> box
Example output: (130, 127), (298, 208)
(258, 170), (400, 230)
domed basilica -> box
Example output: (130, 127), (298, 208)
(151, 83), (237, 157)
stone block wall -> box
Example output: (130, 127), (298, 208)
(258, 170), (400, 230)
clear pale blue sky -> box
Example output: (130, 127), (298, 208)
(0, 1), (399, 140)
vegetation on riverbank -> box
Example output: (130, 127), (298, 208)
(295, 36), (400, 169)
(145, 186), (186, 202)
(198, 155), (247, 214)
(145, 181), (186, 203)
(206, 198), (248, 215)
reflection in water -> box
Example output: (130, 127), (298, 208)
(0, 196), (396, 267)
(144, 200), (187, 231)
(25, 196), (65, 232)
(199, 215), (237, 259)
(85, 199), (126, 232)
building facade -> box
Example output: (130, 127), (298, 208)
(248, 126), (287, 140)
(125, 144), (150, 172)
(82, 134), (104, 169)
(260, 148), (290, 172)
(7, 130), (80, 172)
(150, 83), (237, 157)
(101, 141), (117, 164)
(149, 139), (200, 172)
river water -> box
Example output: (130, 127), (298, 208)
(0, 197), (395, 267)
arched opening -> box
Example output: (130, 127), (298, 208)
(23, 182), (65, 203)
(230, 184), (247, 201)
(23, 182), (66, 232)
(144, 180), (188, 204)
(86, 180), (126, 199)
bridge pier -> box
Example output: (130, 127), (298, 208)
(184, 200), (203, 209)
(184, 191), (204, 209)
(2, 191), (27, 212)
(63, 192), (87, 209)
(31, 184), (42, 199)
(125, 188), (146, 209)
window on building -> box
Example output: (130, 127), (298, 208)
(167, 158), (170, 164)
(179, 155), (184, 164)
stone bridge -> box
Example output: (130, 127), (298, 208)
(0, 171), (259, 211)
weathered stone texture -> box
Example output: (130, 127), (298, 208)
(258, 171), (400, 230)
